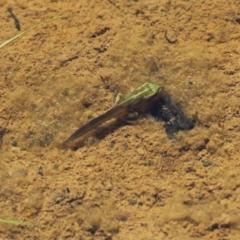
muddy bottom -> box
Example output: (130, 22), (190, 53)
(0, 0), (240, 239)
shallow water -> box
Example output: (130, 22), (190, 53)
(0, 0), (240, 239)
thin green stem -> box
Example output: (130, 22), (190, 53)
(0, 218), (37, 226)
(0, 14), (67, 49)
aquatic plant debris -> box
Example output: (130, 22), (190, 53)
(0, 14), (67, 49)
(7, 7), (21, 31)
(0, 218), (37, 226)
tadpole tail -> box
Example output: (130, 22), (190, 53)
(62, 106), (126, 146)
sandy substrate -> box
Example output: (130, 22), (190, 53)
(0, 0), (240, 239)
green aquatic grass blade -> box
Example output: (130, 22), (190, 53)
(0, 14), (67, 49)
(0, 218), (37, 226)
